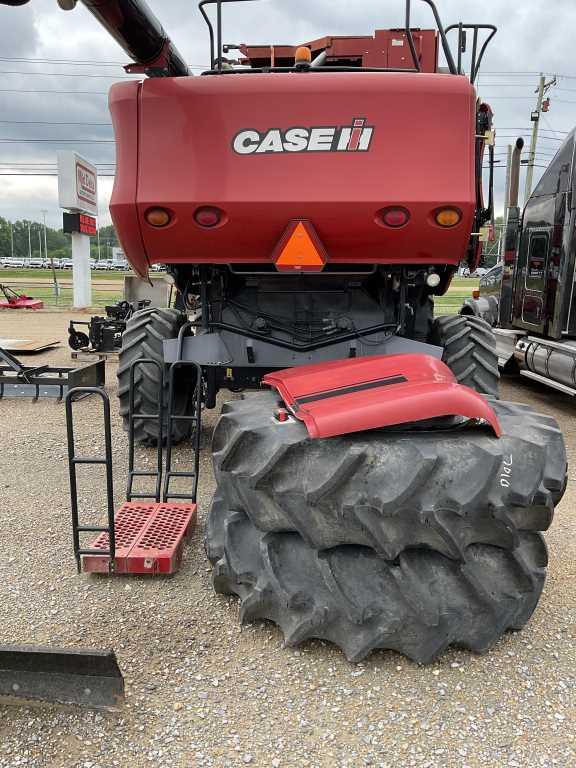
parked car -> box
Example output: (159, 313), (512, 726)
(62, 259), (74, 269)
(4, 258), (26, 268)
(28, 259), (45, 269)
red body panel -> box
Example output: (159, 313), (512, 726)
(109, 81), (149, 278)
(109, 72), (476, 276)
(263, 355), (501, 439)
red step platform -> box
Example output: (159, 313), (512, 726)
(83, 502), (197, 575)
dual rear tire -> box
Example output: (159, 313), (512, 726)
(117, 307), (192, 445)
(206, 392), (566, 662)
(205, 316), (566, 662)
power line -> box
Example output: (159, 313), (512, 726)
(0, 56), (126, 66)
(496, 134), (564, 142)
(0, 162), (115, 165)
(0, 70), (139, 79)
(0, 89), (108, 95)
(0, 56), (209, 68)
(0, 120), (111, 126)
(0, 171), (116, 179)
(0, 139), (114, 143)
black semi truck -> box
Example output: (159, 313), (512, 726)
(462, 131), (576, 396)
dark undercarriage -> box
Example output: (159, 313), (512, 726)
(166, 263), (454, 406)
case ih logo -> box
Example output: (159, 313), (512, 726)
(233, 118), (374, 155)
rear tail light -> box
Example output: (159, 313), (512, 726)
(145, 207), (172, 227)
(434, 208), (462, 228)
(377, 207), (411, 228)
(194, 206), (223, 228)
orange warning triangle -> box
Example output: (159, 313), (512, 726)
(274, 221), (326, 272)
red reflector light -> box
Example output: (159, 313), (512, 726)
(378, 207), (410, 228)
(194, 206), (222, 228)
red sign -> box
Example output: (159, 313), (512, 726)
(79, 214), (97, 236)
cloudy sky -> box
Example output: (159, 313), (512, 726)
(0, 0), (575, 229)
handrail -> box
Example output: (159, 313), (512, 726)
(444, 23), (497, 83)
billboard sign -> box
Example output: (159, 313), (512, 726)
(58, 151), (98, 216)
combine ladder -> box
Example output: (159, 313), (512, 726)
(65, 359), (201, 575)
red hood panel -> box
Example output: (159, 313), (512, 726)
(263, 354), (501, 438)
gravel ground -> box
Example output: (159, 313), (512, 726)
(0, 310), (574, 768)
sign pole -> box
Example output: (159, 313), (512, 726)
(71, 231), (92, 308)
(57, 151), (98, 310)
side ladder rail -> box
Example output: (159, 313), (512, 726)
(162, 359), (203, 504)
(65, 387), (115, 573)
(126, 358), (164, 502)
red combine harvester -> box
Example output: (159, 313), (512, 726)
(1, 0), (568, 664)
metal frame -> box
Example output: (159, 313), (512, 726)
(162, 358), (203, 504)
(126, 359), (164, 503)
(444, 23), (497, 84)
(199, 0), (259, 70)
(200, 0), (457, 75)
(66, 387), (116, 574)
(0, 346), (105, 401)
(188, 268), (401, 354)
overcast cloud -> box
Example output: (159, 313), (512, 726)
(0, 0), (575, 229)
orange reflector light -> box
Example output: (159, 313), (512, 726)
(295, 46), (312, 64)
(145, 207), (172, 227)
(273, 220), (327, 273)
(472, 289), (480, 299)
(435, 208), (462, 228)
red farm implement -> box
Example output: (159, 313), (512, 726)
(0, 284), (43, 310)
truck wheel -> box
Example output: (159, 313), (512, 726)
(430, 315), (499, 397)
(210, 392), (567, 559)
(117, 307), (192, 445)
(208, 507), (548, 663)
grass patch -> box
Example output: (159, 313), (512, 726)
(1, 268), (478, 314)
(0, 268), (129, 281)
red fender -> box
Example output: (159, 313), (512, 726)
(263, 354), (501, 439)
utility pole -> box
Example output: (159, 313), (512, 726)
(9, 220), (14, 259)
(38, 229), (42, 259)
(27, 221), (32, 262)
(97, 224), (101, 262)
(41, 210), (48, 262)
(524, 74), (556, 203)
(42, 209), (59, 298)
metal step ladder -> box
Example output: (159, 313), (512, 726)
(65, 357), (201, 575)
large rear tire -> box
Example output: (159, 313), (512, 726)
(430, 315), (499, 397)
(117, 307), (192, 445)
(211, 392), (567, 558)
(207, 506), (548, 664)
